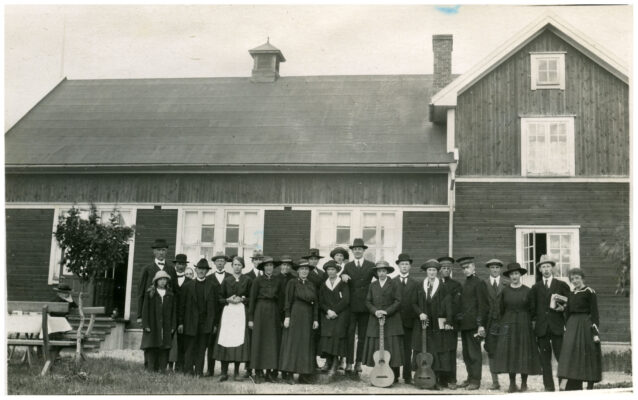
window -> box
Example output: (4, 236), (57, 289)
(516, 226), (580, 285)
(180, 210), (217, 265)
(531, 53), (565, 90)
(521, 117), (575, 176)
(315, 211), (352, 268)
(362, 212), (399, 264)
(224, 210), (261, 262)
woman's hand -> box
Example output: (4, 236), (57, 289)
(341, 274), (350, 283)
(177, 325), (184, 334)
(419, 313), (428, 322)
(327, 310), (337, 319)
(313, 321), (319, 330)
(248, 321), (254, 329)
(144, 327), (151, 332)
(284, 317), (290, 328)
(375, 310), (385, 318)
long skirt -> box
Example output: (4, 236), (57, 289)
(168, 333), (178, 363)
(213, 304), (251, 362)
(493, 311), (542, 374)
(557, 314), (602, 382)
(279, 300), (316, 374)
(411, 328), (454, 372)
(250, 299), (282, 370)
(362, 335), (404, 368)
(319, 337), (347, 357)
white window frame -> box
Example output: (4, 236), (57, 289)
(515, 225), (580, 285)
(521, 117), (575, 177)
(530, 52), (566, 90)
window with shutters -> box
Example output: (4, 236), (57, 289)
(530, 53), (565, 90)
(521, 117), (575, 176)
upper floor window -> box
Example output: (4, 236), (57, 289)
(521, 117), (575, 176)
(530, 53), (565, 90)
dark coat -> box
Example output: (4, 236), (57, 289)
(141, 288), (177, 349)
(483, 276), (509, 355)
(137, 260), (179, 318)
(397, 275), (420, 329)
(458, 274), (489, 331)
(248, 274), (286, 322)
(529, 277), (571, 337)
(178, 277), (218, 336)
(307, 267), (327, 290)
(209, 270), (231, 325)
(319, 279), (350, 338)
(342, 258), (376, 313)
(365, 278), (403, 337)
(412, 278), (453, 352)
(441, 277), (463, 330)
(218, 274), (252, 310)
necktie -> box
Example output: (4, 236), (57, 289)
(427, 283), (433, 299)
(492, 279), (497, 291)
(545, 279), (549, 289)
(357, 261), (361, 268)
(402, 277), (407, 286)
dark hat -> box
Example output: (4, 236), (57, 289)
(457, 256), (475, 266)
(293, 259), (315, 271)
(173, 254), (189, 264)
(503, 262), (527, 277)
(211, 252), (232, 262)
(437, 256), (455, 265)
(372, 260), (395, 274)
(302, 248), (324, 260)
(250, 249), (264, 260)
(536, 254), (556, 268)
(195, 258), (211, 270)
(330, 247), (350, 260)
(420, 259), (441, 271)
(349, 238), (369, 250)
(151, 239), (169, 249)
(279, 254), (294, 264)
(485, 259), (504, 268)
(323, 260), (342, 273)
(395, 253), (413, 265)
(53, 283), (72, 293)
(256, 256), (281, 271)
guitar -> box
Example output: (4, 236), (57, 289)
(414, 319), (436, 389)
(370, 315), (394, 388)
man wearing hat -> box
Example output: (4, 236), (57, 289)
(245, 249), (264, 280)
(49, 283), (78, 317)
(302, 248), (328, 371)
(529, 255), (570, 392)
(395, 253), (419, 384)
(340, 238), (376, 375)
(179, 258), (219, 377)
(438, 256), (462, 389)
(169, 254), (191, 372)
(137, 239), (178, 325)
(208, 251), (232, 377)
(482, 259), (509, 390)
(456, 256), (489, 390)
(277, 255), (298, 285)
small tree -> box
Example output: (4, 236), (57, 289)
(54, 204), (134, 362)
(599, 226), (630, 295)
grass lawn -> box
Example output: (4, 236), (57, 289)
(7, 350), (633, 395)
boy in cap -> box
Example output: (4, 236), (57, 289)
(483, 259), (509, 390)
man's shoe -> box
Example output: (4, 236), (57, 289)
(466, 383), (480, 390)
(520, 383), (528, 392)
(447, 382), (457, 390)
(254, 374), (264, 384)
(219, 374), (229, 382)
(284, 376), (295, 385)
(545, 386), (556, 392)
(457, 380), (470, 388)
(508, 383), (518, 393)
(345, 363), (353, 372)
(355, 362), (363, 373)
(404, 378), (412, 385)
(490, 383), (501, 390)
(232, 374), (244, 382)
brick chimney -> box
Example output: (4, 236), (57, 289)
(432, 34), (453, 93)
(249, 39), (286, 83)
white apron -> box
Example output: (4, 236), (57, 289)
(217, 302), (246, 347)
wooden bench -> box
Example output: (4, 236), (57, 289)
(7, 301), (105, 375)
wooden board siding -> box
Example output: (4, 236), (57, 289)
(454, 182), (629, 341)
(5, 209), (54, 301)
(402, 211), (449, 280)
(456, 29), (629, 176)
(263, 210), (311, 261)
(129, 208), (178, 324)
(6, 173), (448, 205)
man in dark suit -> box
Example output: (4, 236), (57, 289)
(438, 256), (462, 389)
(178, 258), (219, 377)
(340, 238), (376, 376)
(482, 259), (509, 390)
(529, 254), (571, 392)
(208, 251), (232, 377)
(456, 256), (488, 391)
(170, 253), (191, 372)
(303, 248), (327, 371)
(137, 239), (179, 326)
(395, 253), (419, 384)
(244, 249), (264, 280)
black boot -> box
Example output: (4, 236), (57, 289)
(254, 370), (265, 384)
(219, 362), (229, 382)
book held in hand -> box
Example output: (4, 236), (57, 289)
(550, 294), (568, 310)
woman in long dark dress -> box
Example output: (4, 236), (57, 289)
(557, 268), (602, 391)
(213, 256), (252, 381)
(493, 263), (542, 393)
(412, 259), (454, 389)
(279, 260), (320, 384)
(318, 260), (350, 376)
(248, 256), (285, 384)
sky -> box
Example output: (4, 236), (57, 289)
(3, 4), (633, 131)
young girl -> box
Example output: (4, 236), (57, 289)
(213, 256), (252, 381)
(318, 260), (350, 376)
(140, 270), (177, 372)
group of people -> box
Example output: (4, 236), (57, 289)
(136, 238), (602, 392)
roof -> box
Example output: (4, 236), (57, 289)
(5, 75), (452, 170)
(431, 12), (629, 107)
(249, 40), (286, 62)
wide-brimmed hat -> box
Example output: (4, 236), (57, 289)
(195, 258), (211, 270)
(152, 270), (171, 284)
(420, 259), (441, 271)
(323, 260), (342, 273)
(330, 247), (350, 260)
(251, 249), (264, 260)
(457, 256), (475, 267)
(211, 252), (232, 262)
(293, 259), (316, 271)
(349, 238), (368, 250)
(373, 260), (395, 275)
(151, 239), (169, 249)
(536, 254), (556, 268)
(302, 248), (324, 260)
(395, 253), (413, 265)
(256, 256), (281, 271)
(503, 262), (528, 277)
(485, 259), (504, 268)
(279, 254), (294, 264)
(437, 256), (455, 265)
(173, 254), (189, 264)
(53, 283), (73, 293)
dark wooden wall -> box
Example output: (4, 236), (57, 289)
(5, 209), (54, 301)
(6, 172), (448, 205)
(453, 182), (630, 341)
(456, 29), (629, 176)
(263, 210), (311, 261)
(402, 211), (450, 280)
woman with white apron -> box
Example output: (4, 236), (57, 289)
(213, 256), (253, 381)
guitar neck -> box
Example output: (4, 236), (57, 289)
(422, 320), (427, 351)
(379, 320), (384, 352)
